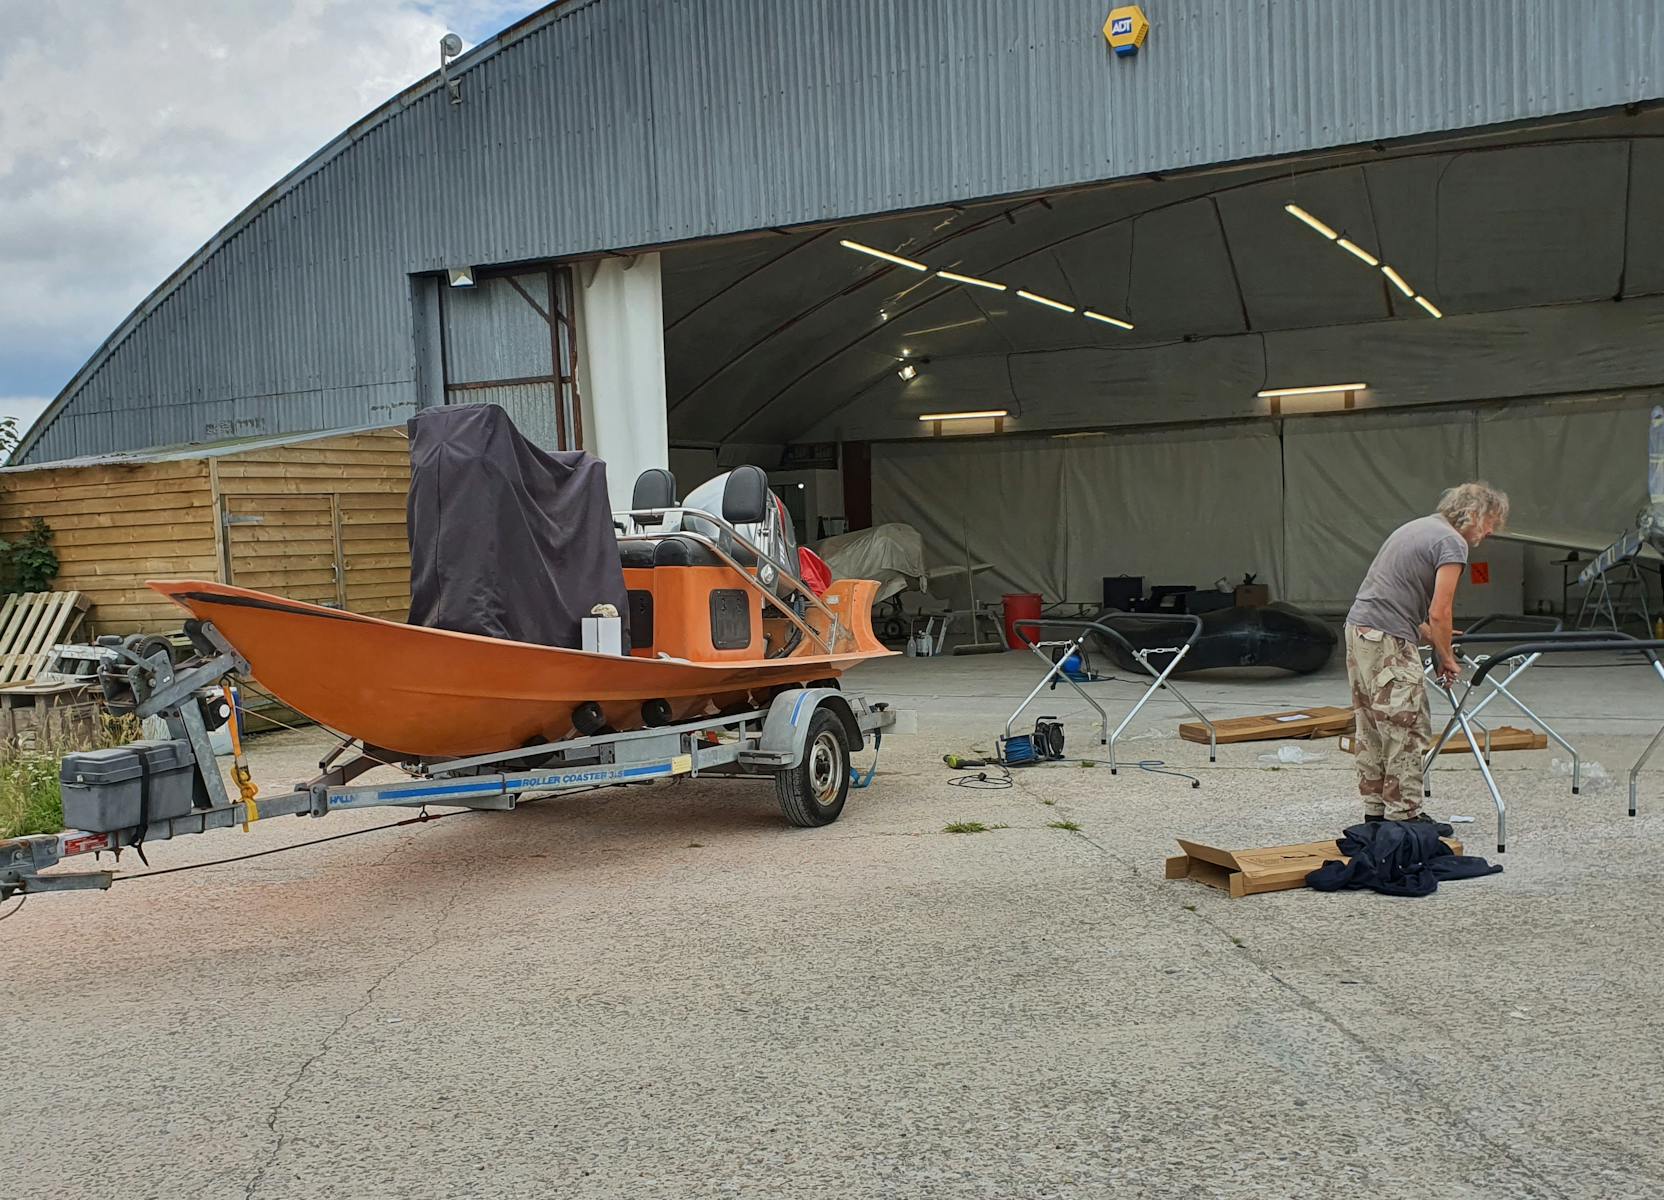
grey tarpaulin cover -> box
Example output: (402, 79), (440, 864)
(407, 404), (628, 649)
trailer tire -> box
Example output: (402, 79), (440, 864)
(776, 708), (850, 827)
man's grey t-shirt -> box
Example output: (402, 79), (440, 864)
(1346, 515), (1469, 643)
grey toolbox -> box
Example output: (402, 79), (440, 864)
(60, 739), (198, 833)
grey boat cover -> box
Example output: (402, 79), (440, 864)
(407, 404), (628, 649)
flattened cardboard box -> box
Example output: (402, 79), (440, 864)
(1166, 835), (1464, 899)
(1179, 706), (1353, 745)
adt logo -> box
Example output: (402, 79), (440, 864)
(1103, 5), (1150, 57)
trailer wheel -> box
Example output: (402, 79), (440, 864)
(776, 708), (850, 827)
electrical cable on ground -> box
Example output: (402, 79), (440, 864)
(0, 894), (26, 921)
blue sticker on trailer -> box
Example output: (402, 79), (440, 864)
(335, 761), (676, 807)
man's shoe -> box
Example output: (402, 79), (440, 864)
(1364, 813), (1385, 824)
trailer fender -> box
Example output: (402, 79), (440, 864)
(759, 689), (863, 767)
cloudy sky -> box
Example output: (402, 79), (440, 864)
(0, 0), (541, 434)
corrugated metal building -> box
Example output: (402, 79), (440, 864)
(18, 0), (1664, 464)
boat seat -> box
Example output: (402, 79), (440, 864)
(618, 535), (723, 569)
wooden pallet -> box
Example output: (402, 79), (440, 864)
(0, 591), (90, 685)
(1180, 706), (1354, 745)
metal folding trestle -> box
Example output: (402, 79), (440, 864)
(1006, 616), (1216, 773)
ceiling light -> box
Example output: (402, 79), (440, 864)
(1336, 238), (1380, 267)
(1381, 265), (1415, 298)
(937, 269), (1006, 291)
(897, 363), (919, 382)
(1083, 310), (1135, 330)
(1016, 290), (1075, 313)
(918, 409), (1008, 422)
(840, 239), (928, 271)
(1256, 383), (1367, 398)
(1415, 295), (1444, 319)
(1284, 204), (1339, 240)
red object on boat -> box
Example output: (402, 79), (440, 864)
(1001, 593), (1043, 650)
(798, 547), (832, 596)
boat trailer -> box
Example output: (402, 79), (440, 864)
(0, 621), (894, 899)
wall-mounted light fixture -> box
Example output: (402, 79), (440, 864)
(937, 269), (1006, 291)
(919, 408), (1008, 435)
(840, 239), (928, 271)
(1016, 289), (1075, 313)
(1083, 310), (1134, 330)
(446, 267), (476, 288)
(1282, 204), (1445, 319)
(1256, 383), (1367, 416)
(897, 363), (919, 382)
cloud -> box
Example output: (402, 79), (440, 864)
(0, 0), (539, 409)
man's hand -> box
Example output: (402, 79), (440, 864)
(1435, 654), (1461, 688)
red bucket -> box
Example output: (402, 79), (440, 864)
(1001, 593), (1043, 650)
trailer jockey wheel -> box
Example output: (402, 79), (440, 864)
(776, 708), (850, 828)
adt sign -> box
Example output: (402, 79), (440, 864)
(1103, 5), (1150, 57)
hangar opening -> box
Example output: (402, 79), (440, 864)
(660, 106), (1664, 628)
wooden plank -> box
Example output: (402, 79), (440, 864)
(0, 460), (204, 492)
(341, 572), (409, 589)
(341, 553), (410, 571)
(1180, 707), (1354, 745)
(213, 478), (409, 498)
(208, 457), (229, 583)
(1339, 727), (1549, 755)
(226, 447), (411, 467)
(342, 582), (413, 601)
(1, 492), (214, 518)
(226, 494), (337, 514)
(14, 525), (215, 549)
(215, 463), (408, 480)
(339, 538), (408, 557)
(0, 472), (210, 505)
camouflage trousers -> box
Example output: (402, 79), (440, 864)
(1345, 625), (1430, 820)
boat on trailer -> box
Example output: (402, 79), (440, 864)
(0, 410), (897, 898)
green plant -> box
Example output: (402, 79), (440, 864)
(1048, 819), (1082, 832)
(944, 821), (990, 834)
(0, 415), (17, 462)
(2, 517), (59, 594)
(0, 714), (140, 839)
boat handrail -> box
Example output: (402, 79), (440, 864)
(617, 505), (851, 656)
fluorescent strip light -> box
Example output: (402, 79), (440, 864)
(937, 269), (1006, 291)
(1016, 289), (1076, 313)
(1256, 383), (1367, 398)
(1415, 295), (1444, 319)
(1284, 204), (1339, 240)
(1083, 310), (1135, 330)
(1381, 264), (1415, 298)
(1336, 238), (1380, 267)
(918, 409), (1009, 422)
(839, 239), (928, 271)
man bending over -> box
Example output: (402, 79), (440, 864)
(1345, 482), (1510, 823)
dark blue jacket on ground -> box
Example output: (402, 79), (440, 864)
(1307, 820), (1502, 898)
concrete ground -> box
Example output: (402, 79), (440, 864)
(5, 647), (1664, 1198)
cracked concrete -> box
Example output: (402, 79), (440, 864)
(4, 650), (1663, 1197)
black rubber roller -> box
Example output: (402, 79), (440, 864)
(572, 701), (608, 736)
(641, 698), (672, 727)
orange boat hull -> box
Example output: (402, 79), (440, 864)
(149, 579), (890, 758)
